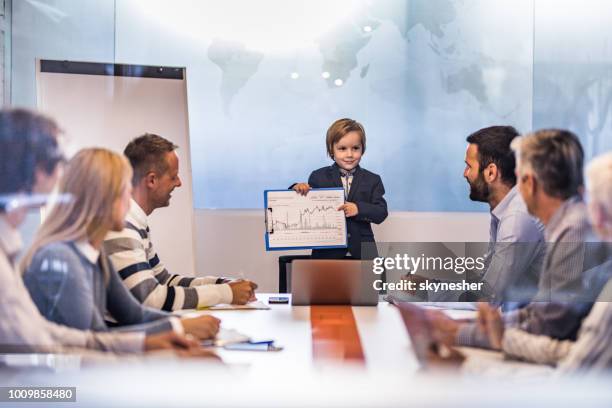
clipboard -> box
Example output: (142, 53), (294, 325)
(264, 188), (348, 251)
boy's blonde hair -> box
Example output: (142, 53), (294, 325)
(326, 118), (366, 158)
(21, 148), (132, 281)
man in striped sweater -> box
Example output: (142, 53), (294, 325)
(104, 134), (257, 311)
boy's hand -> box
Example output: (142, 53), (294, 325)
(292, 183), (311, 195)
(338, 202), (359, 217)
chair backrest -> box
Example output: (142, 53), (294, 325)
(277, 255), (311, 293)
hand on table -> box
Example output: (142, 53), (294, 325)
(424, 309), (460, 347)
(229, 279), (258, 305)
(477, 303), (505, 350)
(176, 347), (222, 361)
(181, 315), (221, 340)
(425, 344), (465, 370)
(144, 330), (222, 360)
(144, 330), (199, 352)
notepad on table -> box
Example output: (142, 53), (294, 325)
(199, 300), (271, 311)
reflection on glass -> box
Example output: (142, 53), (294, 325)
(11, 0), (611, 210)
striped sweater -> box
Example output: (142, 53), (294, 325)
(104, 199), (233, 311)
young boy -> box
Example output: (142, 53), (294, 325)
(291, 118), (388, 259)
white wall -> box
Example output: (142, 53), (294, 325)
(191, 210), (490, 292)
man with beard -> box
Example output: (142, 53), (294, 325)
(429, 129), (608, 354)
(460, 126), (545, 305)
(456, 139), (612, 370)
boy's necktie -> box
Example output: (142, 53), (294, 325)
(339, 168), (356, 199)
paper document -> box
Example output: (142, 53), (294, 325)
(264, 188), (348, 250)
(209, 328), (251, 347)
(199, 300), (271, 311)
(422, 302), (477, 311)
(442, 309), (478, 320)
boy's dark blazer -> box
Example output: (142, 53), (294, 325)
(302, 163), (388, 259)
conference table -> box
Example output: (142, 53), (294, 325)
(194, 293), (425, 371)
(2, 295), (611, 407)
(181, 294), (511, 371)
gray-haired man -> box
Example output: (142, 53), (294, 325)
(428, 129), (610, 353)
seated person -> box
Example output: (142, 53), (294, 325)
(0, 108), (205, 357)
(409, 126), (544, 306)
(428, 130), (610, 357)
(477, 152), (612, 373)
(23, 148), (220, 342)
(104, 134), (257, 311)
(460, 126), (544, 305)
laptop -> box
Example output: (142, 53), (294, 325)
(290, 260), (379, 306)
(390, 300), (463, 367)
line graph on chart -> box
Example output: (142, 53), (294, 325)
(265, 189), (347, 249)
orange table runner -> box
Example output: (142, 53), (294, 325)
(310, 306), (365, 363)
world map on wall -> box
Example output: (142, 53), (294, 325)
(207, 0), (499, 117)
(113, 0), (608, 210)
(15, 0), (612, 212)
(198, 0), (536, 211)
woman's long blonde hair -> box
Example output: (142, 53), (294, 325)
(21, 148), (132, 275)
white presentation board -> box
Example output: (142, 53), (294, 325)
(264, 188), (347, 251)
(36, 59), (196, 277)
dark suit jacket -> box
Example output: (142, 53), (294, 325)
(302, 163), (388, 259)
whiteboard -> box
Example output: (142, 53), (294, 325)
(36, 59), (196, 277)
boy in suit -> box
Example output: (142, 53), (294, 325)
(292, 118), (388, 259)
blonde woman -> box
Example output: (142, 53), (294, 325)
(22, 148), (219, 341)
(0, 108), (208, 357)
